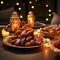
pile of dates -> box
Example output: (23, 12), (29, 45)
(8, 28), (43, 47)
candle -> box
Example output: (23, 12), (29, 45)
(2, 29), (9, 37)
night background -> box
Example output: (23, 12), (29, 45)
(0, 0), (57, 24)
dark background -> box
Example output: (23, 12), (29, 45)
(0, 0), (57, 24)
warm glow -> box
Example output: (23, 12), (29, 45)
(44, 48), (49, 59)
(2, 29), (9, 37)
(10, 17), (20, 32)
(35, 0), (38, 1)
(46, 4), (48, 7)
(18, 7), (21, 10)
(27, 15), (34, 27)
(16, 2), (19, 5)
(20, 15), (23, 18)
(49, 14), (51, 16)
(29, 1), (32, 4)
(34, 31), (38, 36)
(33, 29), (40, 37)
(27, 11), (35, 27)
(43, 38), (50, 48)
(34, 31), (39, 37)
(37, 29), (40, 32)
(1, 1), (4, 4)
(46, 38), (50, 43)
(30, 19), (33, 23)
(44, 43), (50, 47)
(31, 6), (34, 9)
(46, 18), (48, 21)
(48, 9), (51, 12)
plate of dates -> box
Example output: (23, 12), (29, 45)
(41, 25), (60, 40)
(3, 28), (43, 48)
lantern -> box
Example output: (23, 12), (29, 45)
(10, 12), (20, 32)
(10, 17), (20, 32)
(27, 11), (35, 27)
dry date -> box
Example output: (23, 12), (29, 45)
(20, 30), (26, 37)
(26, 36), (33, 42)
(21, 37), (26, 46)
(26, 30), (34, 36)
(15, 39), (21, 46)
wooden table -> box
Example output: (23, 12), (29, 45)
(0, 37), (60, 60)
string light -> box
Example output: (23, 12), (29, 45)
(1, 1), (4, 4)
(46, 18), (48, 21)
(20, 15), (23, 18)
(46, 4), (48, 7)
(18, 7), (21, 10)
(16, 2), (19, 5)
(49, 14), (51, 16)
(31, 6), (34, 9)
(48, 9), (51, 12)
(29, 1), (32, 4)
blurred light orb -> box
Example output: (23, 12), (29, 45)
(46, 4), (48, 7)
(16, 2), (19, 5)
(31, 6), (34, 9)
(20, 15), (23, 18)
(48, 9), (51, 12)
(49, 14), (51, 16)
(1, 1), (4, 4)
(18, 7), (21, 10)
(29, 1), (32, 4)
(46, 18), (48, 21)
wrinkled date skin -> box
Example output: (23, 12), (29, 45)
(26, 36), (33, 42)
(20, 30), (26, 37)
(15, 39), (21, 46)
(15, 30), (22, 35)
(20, 37), (26, 46)
(10, 39), (16, 45)
(26, 30), (34, 36)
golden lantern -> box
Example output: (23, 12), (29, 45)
(10, 12), (20, 32)
(10, 17), (20, 32)
(27, 11), (35, 27)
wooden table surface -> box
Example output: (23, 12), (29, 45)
(0, 37), (60, 60)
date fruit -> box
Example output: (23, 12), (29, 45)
(15, 39), (21, 46)
(15, 30), (22, 35)
(20, 30), (26, 37)
(26, 36), (33, 42)
(26, 30), (34, 36)
(25, 42), (31, 47)
(30, 40), (35, 45)
(21, 37), (26, 46)
(10, 39), (16, 45)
